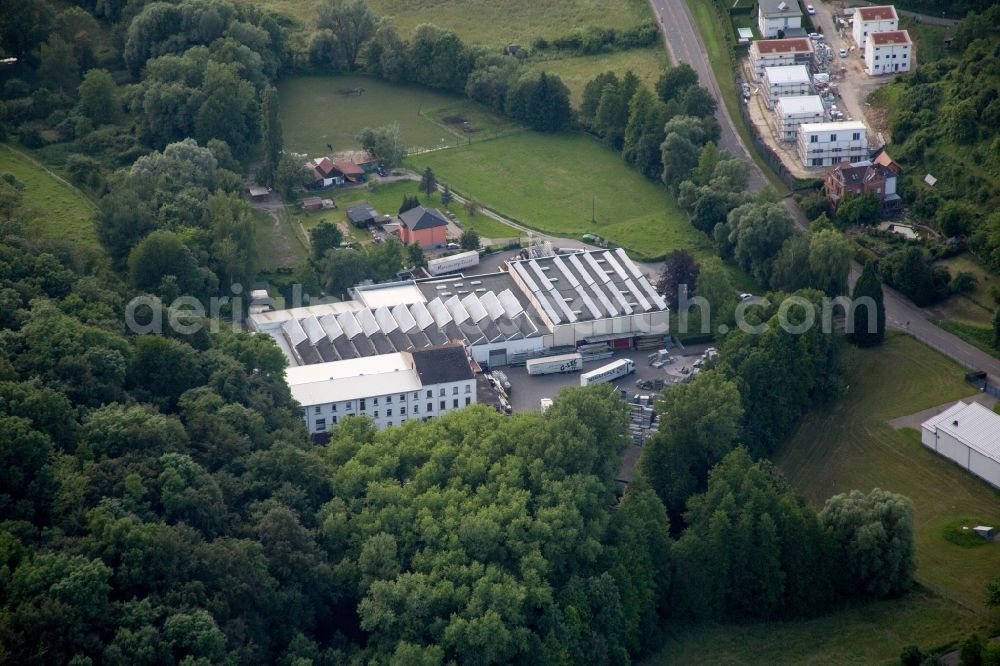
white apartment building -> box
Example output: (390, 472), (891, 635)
(748, 38), (814, 81)
(775, 95), (825, 141)
(289, 344), (476, 434)
(865, 30), (912, 75)
(852, 5), (899, 49)
(797, 121), (869, 168)
(758, 0), (803, 39)
(763, 65), (812, 108)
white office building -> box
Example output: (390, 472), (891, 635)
(852, 5), (899, 49)
(758, 0), (803, 39)
(775, 95), (825, 141)
(865, 30), (912, 75)
(763, 65), (813, 108)
(289, 344), (477, 434)
(921, 401), (1000, 489)
(798, 121), (869, 168)
(748, 38), (815, 81)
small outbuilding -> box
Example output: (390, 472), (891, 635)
(302, 196), (323, 211)
(248, 185), (271, 201)
(347, 202), (377, 227)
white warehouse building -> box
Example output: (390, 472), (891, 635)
(921, 401), (1000, 489)
(289, 344), (477, 434)
(250, 248), (669, 370)
(775, 95), (825, 142)
(763, 65), (813, 109)
(798, 120), (869, 168)
(853, 5), (899, 49)
(865, 30), (912, 75)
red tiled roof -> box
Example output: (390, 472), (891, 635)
(308, 157), (336, 177)
(754, 38), (813, 54)
(858, 5), (897, 21)
(870, 30), (910, 46)
(874, 152), (901, 173)
(333, 160), (364, 176)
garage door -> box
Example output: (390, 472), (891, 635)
(489, 348), (507, 368)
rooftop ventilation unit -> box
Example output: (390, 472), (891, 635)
(457, 290), (468, 295)
(441, 292), (452, 297)
(475, 288), (486, 293)
(436, 285), (447, 290)
(470, 280), (482, 285)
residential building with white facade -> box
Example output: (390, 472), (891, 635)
(775, 95), (825, 141)
(852, 5), (899, 49)
(289, 344), (477, 434)
(758, 0), (803, 39)
(864, 30), (912, 75)
(921, 401), (1000, 489)
(763, 65), (812, 108)
(797, 121), (869, 168)
(748, 38), (814, 81)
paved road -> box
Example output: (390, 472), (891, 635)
(650, 0), (767, 192)
(648, 0), (1000, 381)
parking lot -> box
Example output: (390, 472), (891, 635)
(496, 344), (714, 414)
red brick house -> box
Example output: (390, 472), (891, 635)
(398, 206), (449, 248)
(824, 156), (902, 213)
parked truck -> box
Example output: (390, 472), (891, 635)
(526, 352), (583, 376)
(426, 250), (479, 276)
(580, 359), (636, 386)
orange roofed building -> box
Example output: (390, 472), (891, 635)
(398, 207), (449, 249)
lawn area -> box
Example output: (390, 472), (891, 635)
(408, 132), (708, 261)
(928, 253), (998, 357)
(649, 589), (991, 665)
(774, 334), (1000, 616)
(0, 143), (100, 251)
(248, 0), (654, 47)
(900, 16), (949, 64)
(685, 0), (788, 193)
(277, 75), (464, 156)
(253, 209), (309, 271)
(528, 48), (668, 106)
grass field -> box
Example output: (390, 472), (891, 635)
(686, 0), (788, 193)
(900, 16), (949, 64)
(248, 0), (654, 47)
(529, 48), (668, 106)
(408, 132), (708, 261)
(254, 209), (309, 271)
(277, 75), (465, 156)
(774, 334), (1000, 616)
(0, 143), (100, 251)
(649, 589), (991, 665)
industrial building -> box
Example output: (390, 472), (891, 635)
(853, 5), (899, 49)
(748, 38), (814, 81)
(775, 95), (826, 141)
(864, 30), (912, 75)
(763, 65), (813, 109)
(921, 401), (1000, 490)
(797, 121), (869, 168)
(250, 248), (669, 369)
(289, 344), (477, 434)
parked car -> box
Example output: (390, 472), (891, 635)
(446, 242), (460, 250)
(376, 165), (388, 177)
(739, 293), (753, 302)
(807, 4), (815, 14)
(839, 48), (848, 58)
(809, 32), (822, 40)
